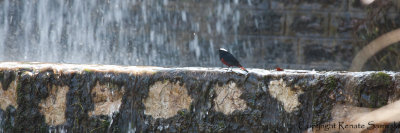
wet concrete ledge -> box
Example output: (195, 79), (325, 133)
(0, 62), (399, 132)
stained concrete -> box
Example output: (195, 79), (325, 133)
(268, 78), (304, 112)
(0, 79), (17, 110)
(0, 62), (398, 132)
(39, 85), (69, 126)
(213, 82), (247, 115)
(143, 81), (192, 119)
(89, 82), (125, 117)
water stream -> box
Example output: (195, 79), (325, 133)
(0, 0), (249, 67)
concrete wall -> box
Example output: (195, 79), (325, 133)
(0, 62), (399, 132)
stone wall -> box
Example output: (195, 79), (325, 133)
(0, 62), (399, 132)
(154, 0), (383, 70)
(134, 0), (398, 70)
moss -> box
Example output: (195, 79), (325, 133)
(377, 96), (387, 107)
(370, 72), (392, 87)
(40, 125), (47, 133)
(73, 99), (85, 130)
(369, 94), (377, 108)
(358, 72), (392, 108)
(311, 78), (335, 125)
(16, 81), (23, 101)
(89, 119), (110, 133)
(83, 69), (93, 73)
(178, 110), (186, 116)
(324, 76), (337, 90)
(101, 119), (111, 130)
(369, 90), (388, 108)
(218, 121), (225, 128)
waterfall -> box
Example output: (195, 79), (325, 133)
(0, 0), (242, 67)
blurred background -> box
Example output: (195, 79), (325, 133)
(0, 0), (399, 71)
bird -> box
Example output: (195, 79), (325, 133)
(218, 48), (248, 72)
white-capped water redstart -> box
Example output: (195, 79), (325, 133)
(218, 48), (248, 72)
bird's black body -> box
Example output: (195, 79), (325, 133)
(218, 48), (248, 72)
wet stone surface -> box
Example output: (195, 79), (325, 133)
(0, 62), (399, 132)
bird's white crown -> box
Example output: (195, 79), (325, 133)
(219, 48), (228, 52)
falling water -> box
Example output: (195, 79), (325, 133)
(0, 0), (252, 67)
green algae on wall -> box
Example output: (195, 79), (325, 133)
(358, 72), (394, 108)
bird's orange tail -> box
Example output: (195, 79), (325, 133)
(239, 66), (248, 72)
